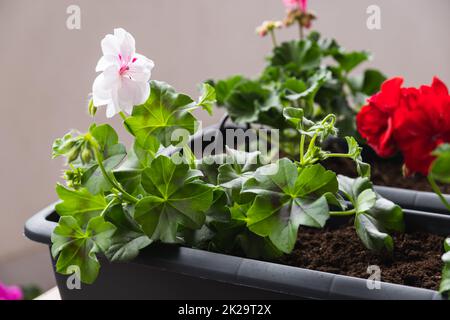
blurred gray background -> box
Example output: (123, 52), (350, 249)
(0, 0), (449, 291)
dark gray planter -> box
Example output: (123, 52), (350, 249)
(374, 186), (450, 215)
(24, 117), (448, 300)
(24, 203), (446, 300)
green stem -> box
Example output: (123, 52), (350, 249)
(330, 209), (356, 216)
(299, 134), (305, 165)
(428, 175), (450, 211)
(269, 30), (278, 47)
(100, 198), (117, 217)
(321, 114), (336, 126)
(119, 111), (128, 121)
(92, 147), (138, 204)
(325, 153), (353, 159)
(307, 134), (317, 152)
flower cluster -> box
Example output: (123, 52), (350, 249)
(256, 0), (315, 44)
(255, 20), (283, 37)
(283, 0), (307, 11)
(92, 28), (154, 118)
(357, 77), (450, 175)
(0, 282), (23, 300)
(282, 0), (315, 29)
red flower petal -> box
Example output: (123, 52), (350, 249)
(368, 77), (404, 113)
(357, 104), (397, 157)
(431, 76), (449, 96)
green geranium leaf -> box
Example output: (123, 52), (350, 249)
(217, 147), (264, 203)
(125, 80), (198, 149)
(270, 40), (322, 75)
(104, 205), (152, 262)
(242, 159), (337, 253)
(214, 75), (245, 106)
(113, 142), (156, 195)
(116, 141), (155, 172)
(260, 66), (284, 83)
(51, 216), (116, 284)
(284, 69), (330, 107)
(431, 144), (450, 184)
(113, 170), (142, 195)
(206, 198), (282, 259)
(82, 124), (127, 194)
(347, 69), (386, 107)
(282, 78), (307, 95)
(361, 69), (386, 96)
(282, 107), (304, 129)
(134, 156), (213, 243)
(338, 175), (404, 252)
(197, 83), (216, 115)
(345, 136), (371, 178)
(183, 189), (231, 249)
(224, 80), (271, 123)
(55, 184), (107, 225)
(196, 154), (226, 185)
(333, 51), (370, 73)
(286, 72), (329, 118)
(354, 213), (394, 252)
(236, 230), (283, 259)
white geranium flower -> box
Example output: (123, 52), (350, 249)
(92, 28), (154, 118)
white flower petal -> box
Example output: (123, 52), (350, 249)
(118, 78), (150, 114)
(132, 79), (150, 106)
(93, 65), (120, 109)
(127, 54), (154, 82)
(106, 102), (120, 118)
(92, 74), (112, 106)
(101, 34), (120, 57)
(95, 55), (119, 72)
(114, 28), (135, 63)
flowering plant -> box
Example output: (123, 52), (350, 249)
(50, 27), (404, 285)
(357, 77), (450, 176)
(357, 78), (450, 296)
(212, 0), (386, 158)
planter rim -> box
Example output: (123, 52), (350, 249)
(374, 185), (450, 215)
(24, 204), (445, 300)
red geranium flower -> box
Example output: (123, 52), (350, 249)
(356, 77), (404, 157)
(357, 76), (450, 176)
(394, 77), (450, 175)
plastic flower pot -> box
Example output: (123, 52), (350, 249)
(24, 120), (447, 300)
(25, 202), (447, 300)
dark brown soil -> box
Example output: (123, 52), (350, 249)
(322, 141), (450, 194)
(278, 222), (445, 290)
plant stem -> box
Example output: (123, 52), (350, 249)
(119, 111), (128, 121)
(269, 30), (278, 47)
(100, 198), (117, 217)
(428, 175), (450, 211)
(307, 134), (317, 151)
(92, 147), (138, 204)
(325, 153), (353, 159)
(299, 134), (305, 164)
(330, 209), (356, 216)
(299, 22), (304, 40)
